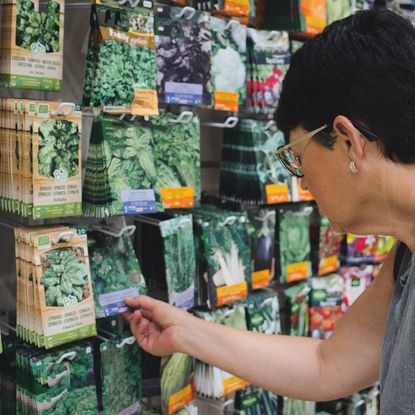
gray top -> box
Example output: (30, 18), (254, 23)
(380, 243), (415, 414)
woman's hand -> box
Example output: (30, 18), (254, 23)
(123, 295), (192, 356)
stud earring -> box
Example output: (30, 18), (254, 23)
(349, 161), (358, 174)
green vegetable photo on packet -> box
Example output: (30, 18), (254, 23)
(83, 0), (158, 116)
(88, 230), (147, 318)
(1, 0), (64, 91)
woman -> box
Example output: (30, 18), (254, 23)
(125, 8), (415, 413)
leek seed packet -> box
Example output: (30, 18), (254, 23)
(88, 230), (147, 318)
(219, 119), (291, 205)
(210, 16), (247, 111)
(83, 1), (159, 116)
(155, 6), (212, 106)
(160, 215), (196, 310)
(1, 0), (64, 91)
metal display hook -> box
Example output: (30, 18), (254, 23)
(175, 6), (196, 20)
(202, 116), (239, 129)
(169, 111), (194, 124)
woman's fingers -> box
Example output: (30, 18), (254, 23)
(125, 295), (159, 311)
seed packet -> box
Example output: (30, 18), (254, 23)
(291, 177), (314, 202)
(309, 274), (344, 340)
(152, 112), (201, 209)
(262, 0), (305, 32)
(0, 100), (82, 219)
(246, 29), (290, 114)
(155, 6), (212, 106)
(283, 398), (315, 415)
(0, 329), (17, 415)
(88, 230), (147, 319)
(98, 334), (141, 415)
(374, 236), (395, 263)
(235, 386), (279, 415)
(315, 216), (343, 276)
(194, 305), (249, 399)
(83, 113), (163, 217)
(161, 352), (195, 415)
(210, 16), (247, 111)
(340, 265), (374, 311)
(1, 0), (64, 91)
(246, 290), (281, 334)
(247, 209), (276, 290)
(23, 341), (98, 414)
(194, 209), (251, 308)
(276, 205), (313, 284)
(342, 234), (379, 265)
(326, 0), (351, 24)
(159, 216), (196, 310)
(16, 226), (97, 349)
(281, 283), (310, 337)
(134, 214), (196, 310)
(83, 1), (158, 116)
(32, 102), (82, 219)
(220, 119), (291, 205)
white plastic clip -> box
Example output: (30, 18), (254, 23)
(263, 120), (276, 131)
(129, 0), (140, 6)
(265, 30), (279, 41)
(119, 0), (129, 5)
(175, 6), (196, 20)
(116, 336), (136, 348)
(56, 351), (77, 364)
(178, 217), (192, 228)
(220, 216), (237, 227)
(169, 111), (194, 124)
(225, 20), (240, 30)
(52, 103), (76, 117)
(91, 224), (136, 238)
(52, 231), (75, 245)
(203, 116), (239, 129)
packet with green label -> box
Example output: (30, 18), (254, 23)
(1, 0), (64, 91)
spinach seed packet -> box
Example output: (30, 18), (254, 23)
(83, 1), (159, 116)
(1, 0), (64, 91)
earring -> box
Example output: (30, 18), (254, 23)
(349, 161), (358, 174)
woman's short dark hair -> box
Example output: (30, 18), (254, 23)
(275, 8), (415, 164)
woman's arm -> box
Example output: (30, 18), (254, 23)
(125, 244), (397, 401)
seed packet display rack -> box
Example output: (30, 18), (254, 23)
(0, 2), (385, 415)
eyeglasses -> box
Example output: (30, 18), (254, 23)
(274, 122), (378, 178)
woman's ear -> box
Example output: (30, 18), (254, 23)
(332, 115), (366, 171)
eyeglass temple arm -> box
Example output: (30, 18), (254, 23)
(275, 124), (328, 156)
